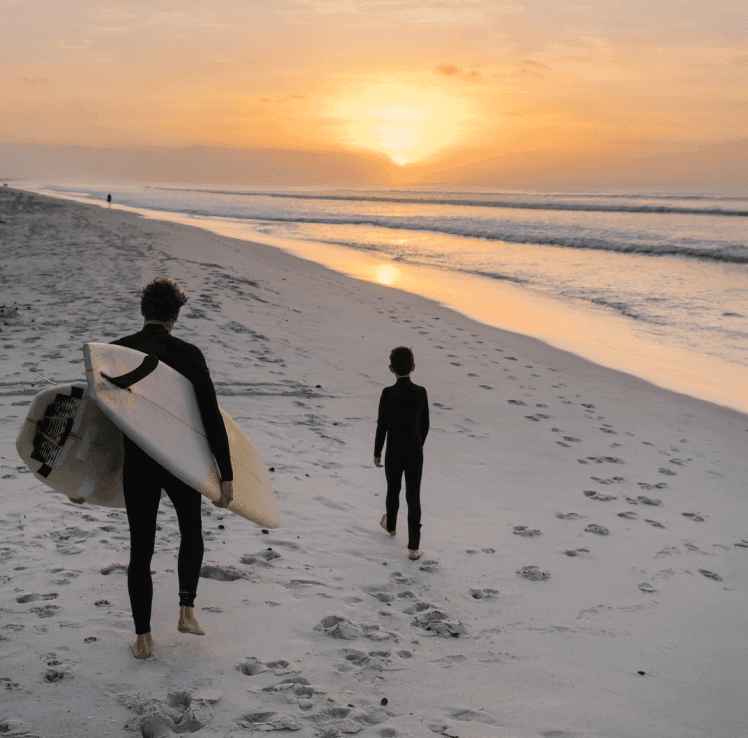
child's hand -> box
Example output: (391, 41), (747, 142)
(374, 456), (383, 468)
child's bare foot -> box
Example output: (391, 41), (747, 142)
(131, 632), (154, 659)
(380, 514), (396, 537)
(178, 606), (205, 635)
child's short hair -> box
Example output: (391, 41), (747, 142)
(390, 346), (414, 376)
(140, 276), (188, 322)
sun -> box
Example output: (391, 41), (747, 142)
(328, 80), (476, 164)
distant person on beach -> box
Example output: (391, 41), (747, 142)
(374, 346), (429, 560)
(111, 276), (234, 659)
(107, 193), (111, 207)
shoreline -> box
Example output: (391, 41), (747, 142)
(19, 183), (748, 418)
(1, 186), (747, 737)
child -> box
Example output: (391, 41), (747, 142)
(374, 346), (430, 560)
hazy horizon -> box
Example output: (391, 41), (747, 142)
(2, 138), (747, 187)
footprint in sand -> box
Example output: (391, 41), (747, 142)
(618, 511), (638, 520)
(99, 564), (128, 576)
(467, 588), (499, 600)
(401, 601), (431, 614)
(30, 605), (61, 619)
(237, 657), (270, 676)
(563, 548), (590, 557)
(626, 496), (662, 506)
(419, 560), (439, 572)
(555, 512), (583, 520)
(41, 650), (72, 682)
(199, 564), (249, 581)
(446, 708), (502, 726)
(121, 689), (216, 735)
(16, 592), (58, 603)
(584, 524), (610, 535)
(412, 609), (467, 637)
(698, 569), (723, 581)
(517, 565), (550, 581)
(240, 548), (282, 567)
(513, 526), (541, 537)
(639, 583), (657, 593)
(682, 512), (706, 522)
(583, 490), (617, 501)
(645, 519), (666, 528)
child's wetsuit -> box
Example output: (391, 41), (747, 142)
(374, 376), (429, 550)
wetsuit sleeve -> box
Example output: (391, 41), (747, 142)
(188, 349), (234, 482)
(374, 388), (389, 458)
(420, 388), (429, 446)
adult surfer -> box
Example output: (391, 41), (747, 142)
(111, 276), (234, 659)
(107, 193), (111, 208)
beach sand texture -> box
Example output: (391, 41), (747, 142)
(1, 187), (747, 737)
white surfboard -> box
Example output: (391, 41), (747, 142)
(15, 382), (139, 507)
(83, 343), (279, 528)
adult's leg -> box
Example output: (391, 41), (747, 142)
(384, 453), (405, 534)
(162, 473), (204, 609)
(403, 448), (423, 551)
(122, 437), (164, 636)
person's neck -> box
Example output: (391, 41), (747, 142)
(144, 319), (174, 334)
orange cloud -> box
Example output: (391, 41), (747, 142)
(435, 64), (482, 82)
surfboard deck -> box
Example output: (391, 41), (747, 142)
(15, 382), (136, 507)
(83, 342), (279, 528)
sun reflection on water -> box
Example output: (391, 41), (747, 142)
(375, 264), (400, 285)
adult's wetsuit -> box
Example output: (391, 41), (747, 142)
(374, 376), (429, 551)
(111, 324), (233, 635)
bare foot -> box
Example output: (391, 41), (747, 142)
(131, 632), (154, 659)
(178, 606), (205, 635)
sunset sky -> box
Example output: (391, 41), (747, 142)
(2, 0), (747, 178)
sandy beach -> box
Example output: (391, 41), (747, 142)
(1, 187), (747, 738)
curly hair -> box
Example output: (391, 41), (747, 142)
(140, 276), (188, 322)
(389, 346), (414, 376)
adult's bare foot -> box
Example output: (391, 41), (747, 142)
(178, 606), (205, 635)
(131, 632), (154, 659)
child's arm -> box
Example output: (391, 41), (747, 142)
(420, 388), (430, 447)
(374, 388), (389, 466)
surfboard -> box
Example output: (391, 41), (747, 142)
(15, 382), (136, 507)
(82, 343), (279, 528)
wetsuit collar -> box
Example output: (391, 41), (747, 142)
(141, 323), (169, 335)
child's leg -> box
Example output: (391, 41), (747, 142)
(384, 454), (405, 533)
(403, 449), (423, 551)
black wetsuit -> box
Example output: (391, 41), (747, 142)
(111, 324), (233, 634)
(374, 377), (429, 550)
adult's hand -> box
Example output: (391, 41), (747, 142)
(374, 456), (383, 468)
(213, 480), (234, 507)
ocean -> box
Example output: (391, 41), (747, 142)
(22, 181), (748, 414)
